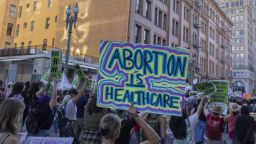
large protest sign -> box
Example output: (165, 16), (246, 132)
(97, 41), (190, 116)
(194, 82), (216, 96)
(50, 49), (62, 79)
(24, 137), (73, 144)
(210, 80), (229, 104)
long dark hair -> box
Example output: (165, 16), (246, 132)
(235, 115), (255, 143)
(9, 82), (24, 97)
(87, 94), (104, 115)
(169, 116), (187, 139)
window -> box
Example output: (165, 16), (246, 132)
(52, 38), (55, 46)
(158, 10), (163, 28)
(55, 16), (58, 22)
(45, 17), (50, 29)
(42, 39), (48, 50)
(240, 15), (243, 20)
(21, 42), (24, 48)
(4, 42), (10, 48)
(183, 27), (189, 43)
(172, 19), (175, 35)
(153, 35), (157, 44)
(9, 4), (16, 17)
(175, 21), (179, 37)
(30, 21), (34, 31)
(173, 0), (180, 14)
(16, 24), (20, 36)
(14, 43), (17, 48)
(6, 23), (13, 36)
(28, 41), (32, 48)
(154, 8), (158, 25)
(48, 0), (53, 7)
(163, 14), (167, 30)
(157, 37), (161, 45)
(135, 0), (143, 14)
(172, 19), (179, 37)
(23, 22), (27, 28)
(26, 3), (30, 9)
(33, 1), (38, 11)
(143, 29), (150, 44)
(145, 0), (151, 20)
(162, 39), (166, 46)
(18, 6), (22, 18)
(135, 24), (142, 43)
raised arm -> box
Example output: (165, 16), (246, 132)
(72, 77), (88, 103)
(128, 105), (161, 144)
(49, 78), (58, 110)
(203, 102), (209, 117)
(196, 96), (206, 116)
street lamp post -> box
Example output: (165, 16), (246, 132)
(64, 4), (79, 76)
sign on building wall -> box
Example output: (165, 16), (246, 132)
(97, 41), (190, 116)
(50, 49), (62, 79)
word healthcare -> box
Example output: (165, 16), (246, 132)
(97, 41), (190, 116)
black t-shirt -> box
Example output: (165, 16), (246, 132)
(115, 118), (136, 144)
(38, 103), (54, 130)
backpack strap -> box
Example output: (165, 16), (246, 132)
(0, 133), (10, 144)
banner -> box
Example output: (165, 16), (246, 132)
(210, 80), (229, 104)
(24, 137), (73, 144)
(74, 64), (86, 80)
(40, 70), (50, 84)
(50, 49), (62, 79)
(71, 75), (80, 88)
(58, 73), (72, 90)
(97, 41), (190, 116)
(194, 82), (216, 96)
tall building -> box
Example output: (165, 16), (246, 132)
(0, 0), (19, 48)
(218, 0), (255, 93)
(0, 0), (232, 84)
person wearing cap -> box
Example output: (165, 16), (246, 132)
(63, 80), (87, 142)
(224, 103), (241, 142)
(204, 102), (224, 143)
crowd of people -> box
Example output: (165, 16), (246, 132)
(0, 78), (256, 144)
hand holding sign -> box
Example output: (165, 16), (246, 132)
(128, 103), (139, 118)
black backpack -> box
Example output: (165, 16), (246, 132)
(25, 108), (39, 134)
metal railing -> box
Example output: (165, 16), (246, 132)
(0, 45), (99, 64)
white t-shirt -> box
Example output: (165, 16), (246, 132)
(65, 99), (77, 121)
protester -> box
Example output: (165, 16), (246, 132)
(26, 78), (58, 136)
(194, 109), (207, 144)
(21, 81), (31, 127)
(75, 91), (89, 141)
(27, 82), (41, 109)
(62, 80), (87, 143)
(0, 98), (25, 144)
(169, 96), (205, 143)
(204, 103), (224, 143)
(234, 105), (255, 144)
(224, 102), (241, 141)
(8, 82), (24, 102)
(99, 104), (161, 144)
(80, 95), (107, 144)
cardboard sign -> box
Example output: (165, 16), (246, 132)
(50, 49), (62, 79)
(97, 41), (190, 116)
(71, 75), (80, 88)
(40, 69), (50, 84)
(24, 137), (73, 144)
(194, 82), (216, 96)
(210, 80), (229, 104)
(74, 64), (86, 80)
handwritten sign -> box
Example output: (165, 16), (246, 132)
(97, 41), (190, 116)
(210, 80), (229, 104)
(194, 82), (216, 96)
(74, 64), (86, 80)
(40, 69), (50, 84)
(24, 137), (73, 144)
(50, 49), (62, 79)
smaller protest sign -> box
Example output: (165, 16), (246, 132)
(40, 70), (50, 84)
(50, 49), (62, 79)
(74, 64), (86, 80)
(24, 137), (73, 144)
(194, 82), (216, 96)
(210, 80), (229, 104)
(71, 75), (79, 88)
